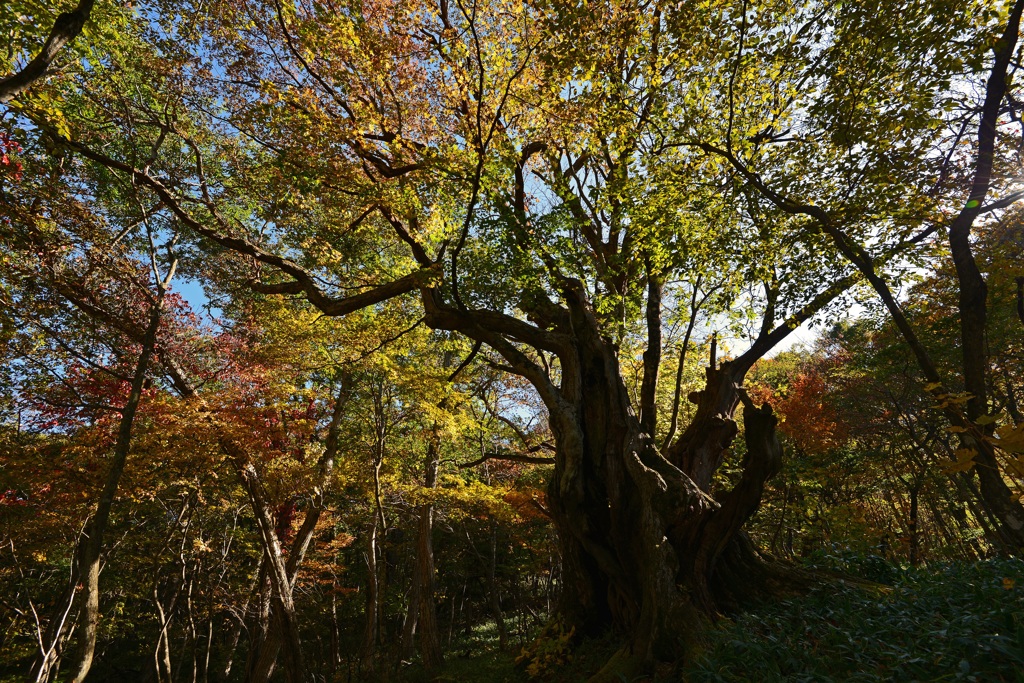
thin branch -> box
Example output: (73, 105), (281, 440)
(458, 450), (555, 468)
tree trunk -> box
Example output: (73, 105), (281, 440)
(66, 300), (162, 683)
(487, 521), (508, 650)
(542, 296), (807, 678)
(360, 515), (381, 673)
(908, 484), (920, 567)
(29, 550), (80, 682)
(400, 557), (420, 661)
(243, 384), (346, 682)
(420, 275), (824, 677)
(413, 432), (444, 668)
(228, 459), (306, 683)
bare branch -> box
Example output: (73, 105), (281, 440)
(459, 450), (555, 469)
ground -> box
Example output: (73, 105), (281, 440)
(396, 555), (1024, 683)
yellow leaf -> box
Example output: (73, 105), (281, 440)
(1005, 456), (1024, 479)
(994, 424), (1024, 454)
(942, 448), (977, 474)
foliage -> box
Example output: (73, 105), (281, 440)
(688, 558), (1024, 682)
(515, 618), (577, 680)
(2, 0), (1024, 678)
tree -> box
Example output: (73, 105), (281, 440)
(708, 0), (1024, 550)
(1, 0), (1006, 675)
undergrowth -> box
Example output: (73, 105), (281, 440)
(393, 557), (1024, 682)
(688, 556), (1024, 682)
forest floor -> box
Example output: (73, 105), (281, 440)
(399, 556), (1024, 683)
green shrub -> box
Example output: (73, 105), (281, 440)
(688, 558), (1024, 682)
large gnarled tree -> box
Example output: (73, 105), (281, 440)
(2, 0), (1002, 675)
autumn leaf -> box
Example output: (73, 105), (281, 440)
(942, 448), (977, 474)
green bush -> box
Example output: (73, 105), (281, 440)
(689, 558), (1024, 682)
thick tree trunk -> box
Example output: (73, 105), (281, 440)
(421, 280), (818, 677)
(541, 295), (809, 678)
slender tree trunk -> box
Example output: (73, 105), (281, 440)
(29, 552), (81, 682)
(361, 383), (389, 674)
(66, 300), (162, 683)
(153, 581), (179, 683)
(413, 427), (444, 668)
(229, 461), (306, 683)
(221, 608), (246, 682)
(360, 514), (381, 672)
(401, 547), (421, 661)
(487, 521), (508, 650)
(244, 385), (346, 682)
(329, 593), (341, 681)
(907, 484), (920, 567)
(243, 558), (273, 680)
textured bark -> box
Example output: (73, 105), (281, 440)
(539, 290), (806, 676)
(229, 463), (306, 683)
(244, 386), (346, 682)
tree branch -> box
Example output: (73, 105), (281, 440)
(459, 450), (555, 469)
(0, 0), (95, 104)
(62, 137), (437, 317)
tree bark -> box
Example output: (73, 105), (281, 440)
(536, 288), (807, 677)
(487, 521), (508, 650)
(244, 384), (346, 682)
(418, 278), (824, 677)
(360, 515), (381, 672)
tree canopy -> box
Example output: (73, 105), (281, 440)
(2, 0), (1024, 680)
